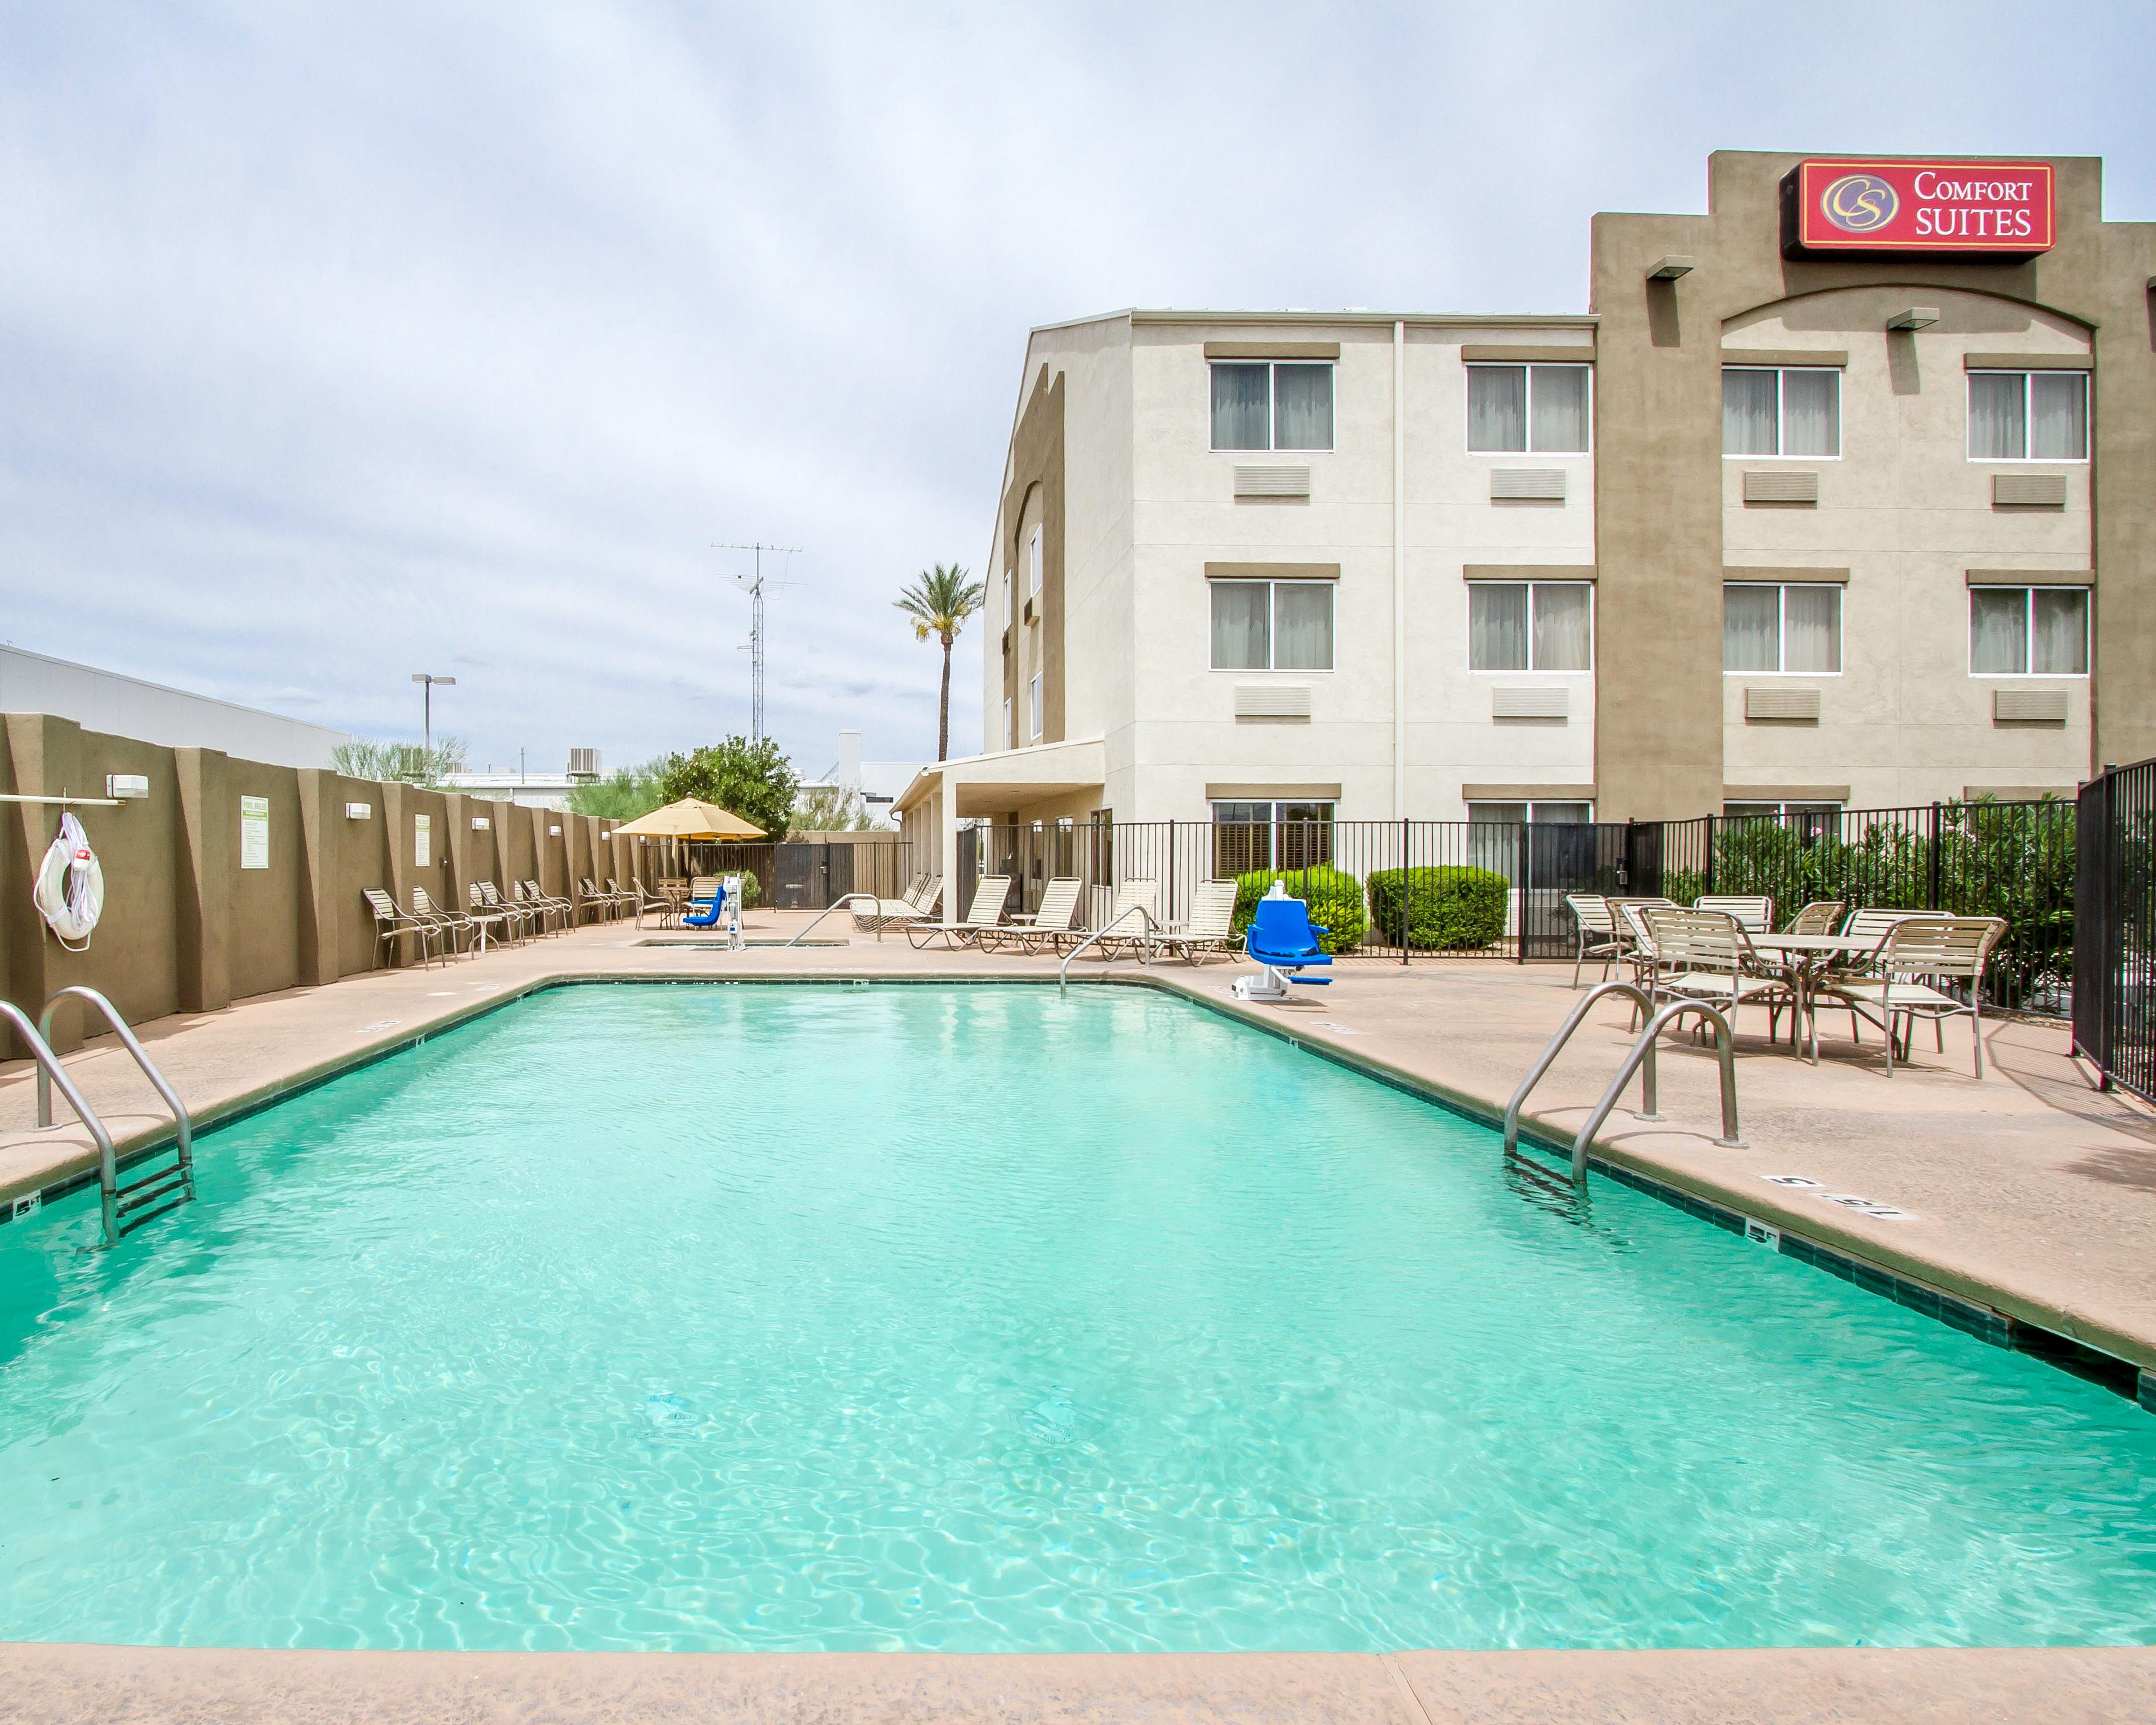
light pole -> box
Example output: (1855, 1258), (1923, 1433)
(411, 673), (456, 778)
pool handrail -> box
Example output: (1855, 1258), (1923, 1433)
(1057, 903), (1153, 987)
(1566, 999), (1744, 1186)
(784, 892), (884, 947)
(39, 985), (195, 1171)
(2, 999), (121, 1247)
(1503, 980), (1658, 1157)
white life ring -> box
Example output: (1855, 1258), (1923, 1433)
(34, 812), (103, 951)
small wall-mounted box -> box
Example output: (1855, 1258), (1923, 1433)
(1745, 686), (1821, 721)
(1492, 687), (1569, 721)
(1490, 469), (1566, 501)
(1994, 688), (2070, 725)
(344, 802), (373, 820)
(105, 774), (149, 800)
(1994, 473), (2067, 508)
(1234, 465), (1311, 499)
(1742, 470), (1819, 504)
(549, 824), (563, 836)
(471, 816), (491, 830)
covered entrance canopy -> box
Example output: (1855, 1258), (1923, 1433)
(892, 738), (1106, 918)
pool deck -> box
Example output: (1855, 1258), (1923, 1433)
(4, 911), (2155, 1722)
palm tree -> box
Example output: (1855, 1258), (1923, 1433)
(895, 562), (985, 761)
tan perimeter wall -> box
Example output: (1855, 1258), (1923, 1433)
(0, 713), (658, 1057)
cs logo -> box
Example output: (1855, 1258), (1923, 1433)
(1820, 173), (1898, 234)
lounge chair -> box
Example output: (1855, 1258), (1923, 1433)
(1232, 888), (1332, 1000)
(522, 879), (576, 934)
(576, 877), (621, 923)
(1564, 892), (1622, 987)
(1694, 894), (1773, 932)
(411, 885), (478, 957)
(1813, 915), (2006, 1076)
(1148, 879), (1242, 966)
(479, 879), (540, 941)
(876, 877), (947, 941)
(850, 873), (937, 935)
(977, 877), (1083, 955)
(1087, 879), (1161, 960)
(905, 874), (1011, 950)
(461, 883), (514, 951)
(364, 887), (442, 969)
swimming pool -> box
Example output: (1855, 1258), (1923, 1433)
(2, 983), (2152, 1651)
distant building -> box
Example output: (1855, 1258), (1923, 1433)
(794, 730), (924, 829)
(0, 644), (350, 769)
(444, 750), (603, 812)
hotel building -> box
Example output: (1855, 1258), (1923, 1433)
(897, 152), (2156, 871)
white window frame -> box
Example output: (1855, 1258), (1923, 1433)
(1002, 569), (1013, 624)
(1465, 801), (1596, 824)
(1464, 581), (1595, 674)
(1207, 360), (1336, 453)
(1722, 582), (1844, 676)
(1966, 369), (2090, 463)
(1208, 579), (1335, 673)
(1028, 673), (1043, 738)
(1209, 799), (1337, 870)
(1967, 585), (2091, 678)
(1724, 801), (1844, 820)
(1002, 697), (1013, 748)
(1027, 528), (1042, 596)
(1720, 366), (1843, 460)
(1464, 363), (1594, 455)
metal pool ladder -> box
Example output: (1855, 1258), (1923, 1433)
(1503, 980), (1744, 1191)
(28, 986), (196, 1246)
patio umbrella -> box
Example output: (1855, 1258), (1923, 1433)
(611, 799), (764, 841)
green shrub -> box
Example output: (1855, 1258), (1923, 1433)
(1366, 865), (1509, 950)
(1231, 865), (1366, 954)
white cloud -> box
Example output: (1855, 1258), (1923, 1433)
(1, 0), (2150, 771)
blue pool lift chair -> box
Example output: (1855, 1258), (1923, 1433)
(1233, 886), (1333, 1002)
(682, 873), (745, 948)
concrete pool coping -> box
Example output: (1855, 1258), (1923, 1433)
(4, 918), (2156, 1720)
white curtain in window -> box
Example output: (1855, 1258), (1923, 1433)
(1969, 374), (2025, 460)
(1211, 363), (1270, 450)
(1029, 674), (1043, 737)
(1273, 583), (1334, 669)
(1273, 364), (1333, 450)
(1210, 581), (1270, 669)
(1530, 583), (1592, 670)
(1970, 589), (2028, 673)
(1028, 528), (1042, 593)
(2030, 372), (2087, 461)
(1468, 367), (1527, 453)
(1469, 583), (1530, 670)
(1531, 802), (1593, 825)
(1781, 370), (1839, 457)
(1723, 585), (1781, 672)
(1003, 699), (1013, 746)
(1722, 370), (1779, 455)
(1782, 585), (1841, 674)
(2031, 588), (2089, 674)
(1530, 366), (1589, 452)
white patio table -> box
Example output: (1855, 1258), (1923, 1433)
(1746, 930), (1900, 1063)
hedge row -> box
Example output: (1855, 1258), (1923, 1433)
(1226, 863), (1510, 954)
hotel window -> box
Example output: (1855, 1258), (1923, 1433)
(1466, 801), (1593, 825)
(1465, 801), (1593, 890)
(1969, 587), (2089, 676)
(1723, 583), (1842, 674)
(1722, 367), (1840, 457)
(1003, 569), (1013, 623)
(1968, 371), (2088, 461)
(1467, 581), (1592, 671)
(1028, 527), (1043, 595)
(1210, 361), (1334, 451)
(1028, 673), (1043, 738)
(1210, 580), (1334, 671)
(1002, 697), (1013, 748)
(1466, 365), (1590, 453)
(1211, 800), (1335, 874)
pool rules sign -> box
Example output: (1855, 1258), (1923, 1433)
(1782, 159), (2054, 257)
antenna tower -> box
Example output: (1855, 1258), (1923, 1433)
(713, 541), (800, 740)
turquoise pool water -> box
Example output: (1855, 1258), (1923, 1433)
(1, 983), (2152, 1652)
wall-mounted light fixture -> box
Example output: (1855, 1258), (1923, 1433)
(1887, 307), (1940, 330)
(344, 802), (373, 820)
(549, 824), (562, 836)
(106, 774), (150, 800)
(472, 816), (491, 831)
(1647, 256), (1695, 280)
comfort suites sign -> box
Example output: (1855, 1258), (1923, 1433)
(1782, 159), (2054, 257)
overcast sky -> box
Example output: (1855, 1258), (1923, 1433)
(4, 3), (2152, 777)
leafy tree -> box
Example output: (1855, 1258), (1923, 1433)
(331, 736), (467, 787)
(567, 757), (668, 822)
(895, 561), (985, 761)
(794, 784), (881, 831)
(658, 735), (798, 844)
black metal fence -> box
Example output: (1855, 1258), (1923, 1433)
(664, 840), (913, 911)
(2073, 759), (2156, 1101)
(949, 799), (2076, 1011)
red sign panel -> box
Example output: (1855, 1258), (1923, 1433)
(1786, 159), (2054, 256)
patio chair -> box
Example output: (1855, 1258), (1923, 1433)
(1232, 888), (1332, 1001)
(461, 882), (513, 951)
(1813, 915), (2006, 1077)
(470, 881), (526, 945)
(905, 874), (1011, 950)
(1564, 892), (1623, 988)
(411, 885), (478, 957)
(1090, 878), (1161, 959)
(1148, 879), (1243, 966)
(1641, 907), (1796, 1039)
(509, 881), (559, 936)
(1782, 900), (1847, 936)
(364, 887), (442, 969)
(850, 873), (937, 935)
(479, 880), (540, 941)
(1694, 894), (1774, 932)
(976, 876), (1083, 955)
(615, 878), (669, 928)
(523, 878), (576, 933)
